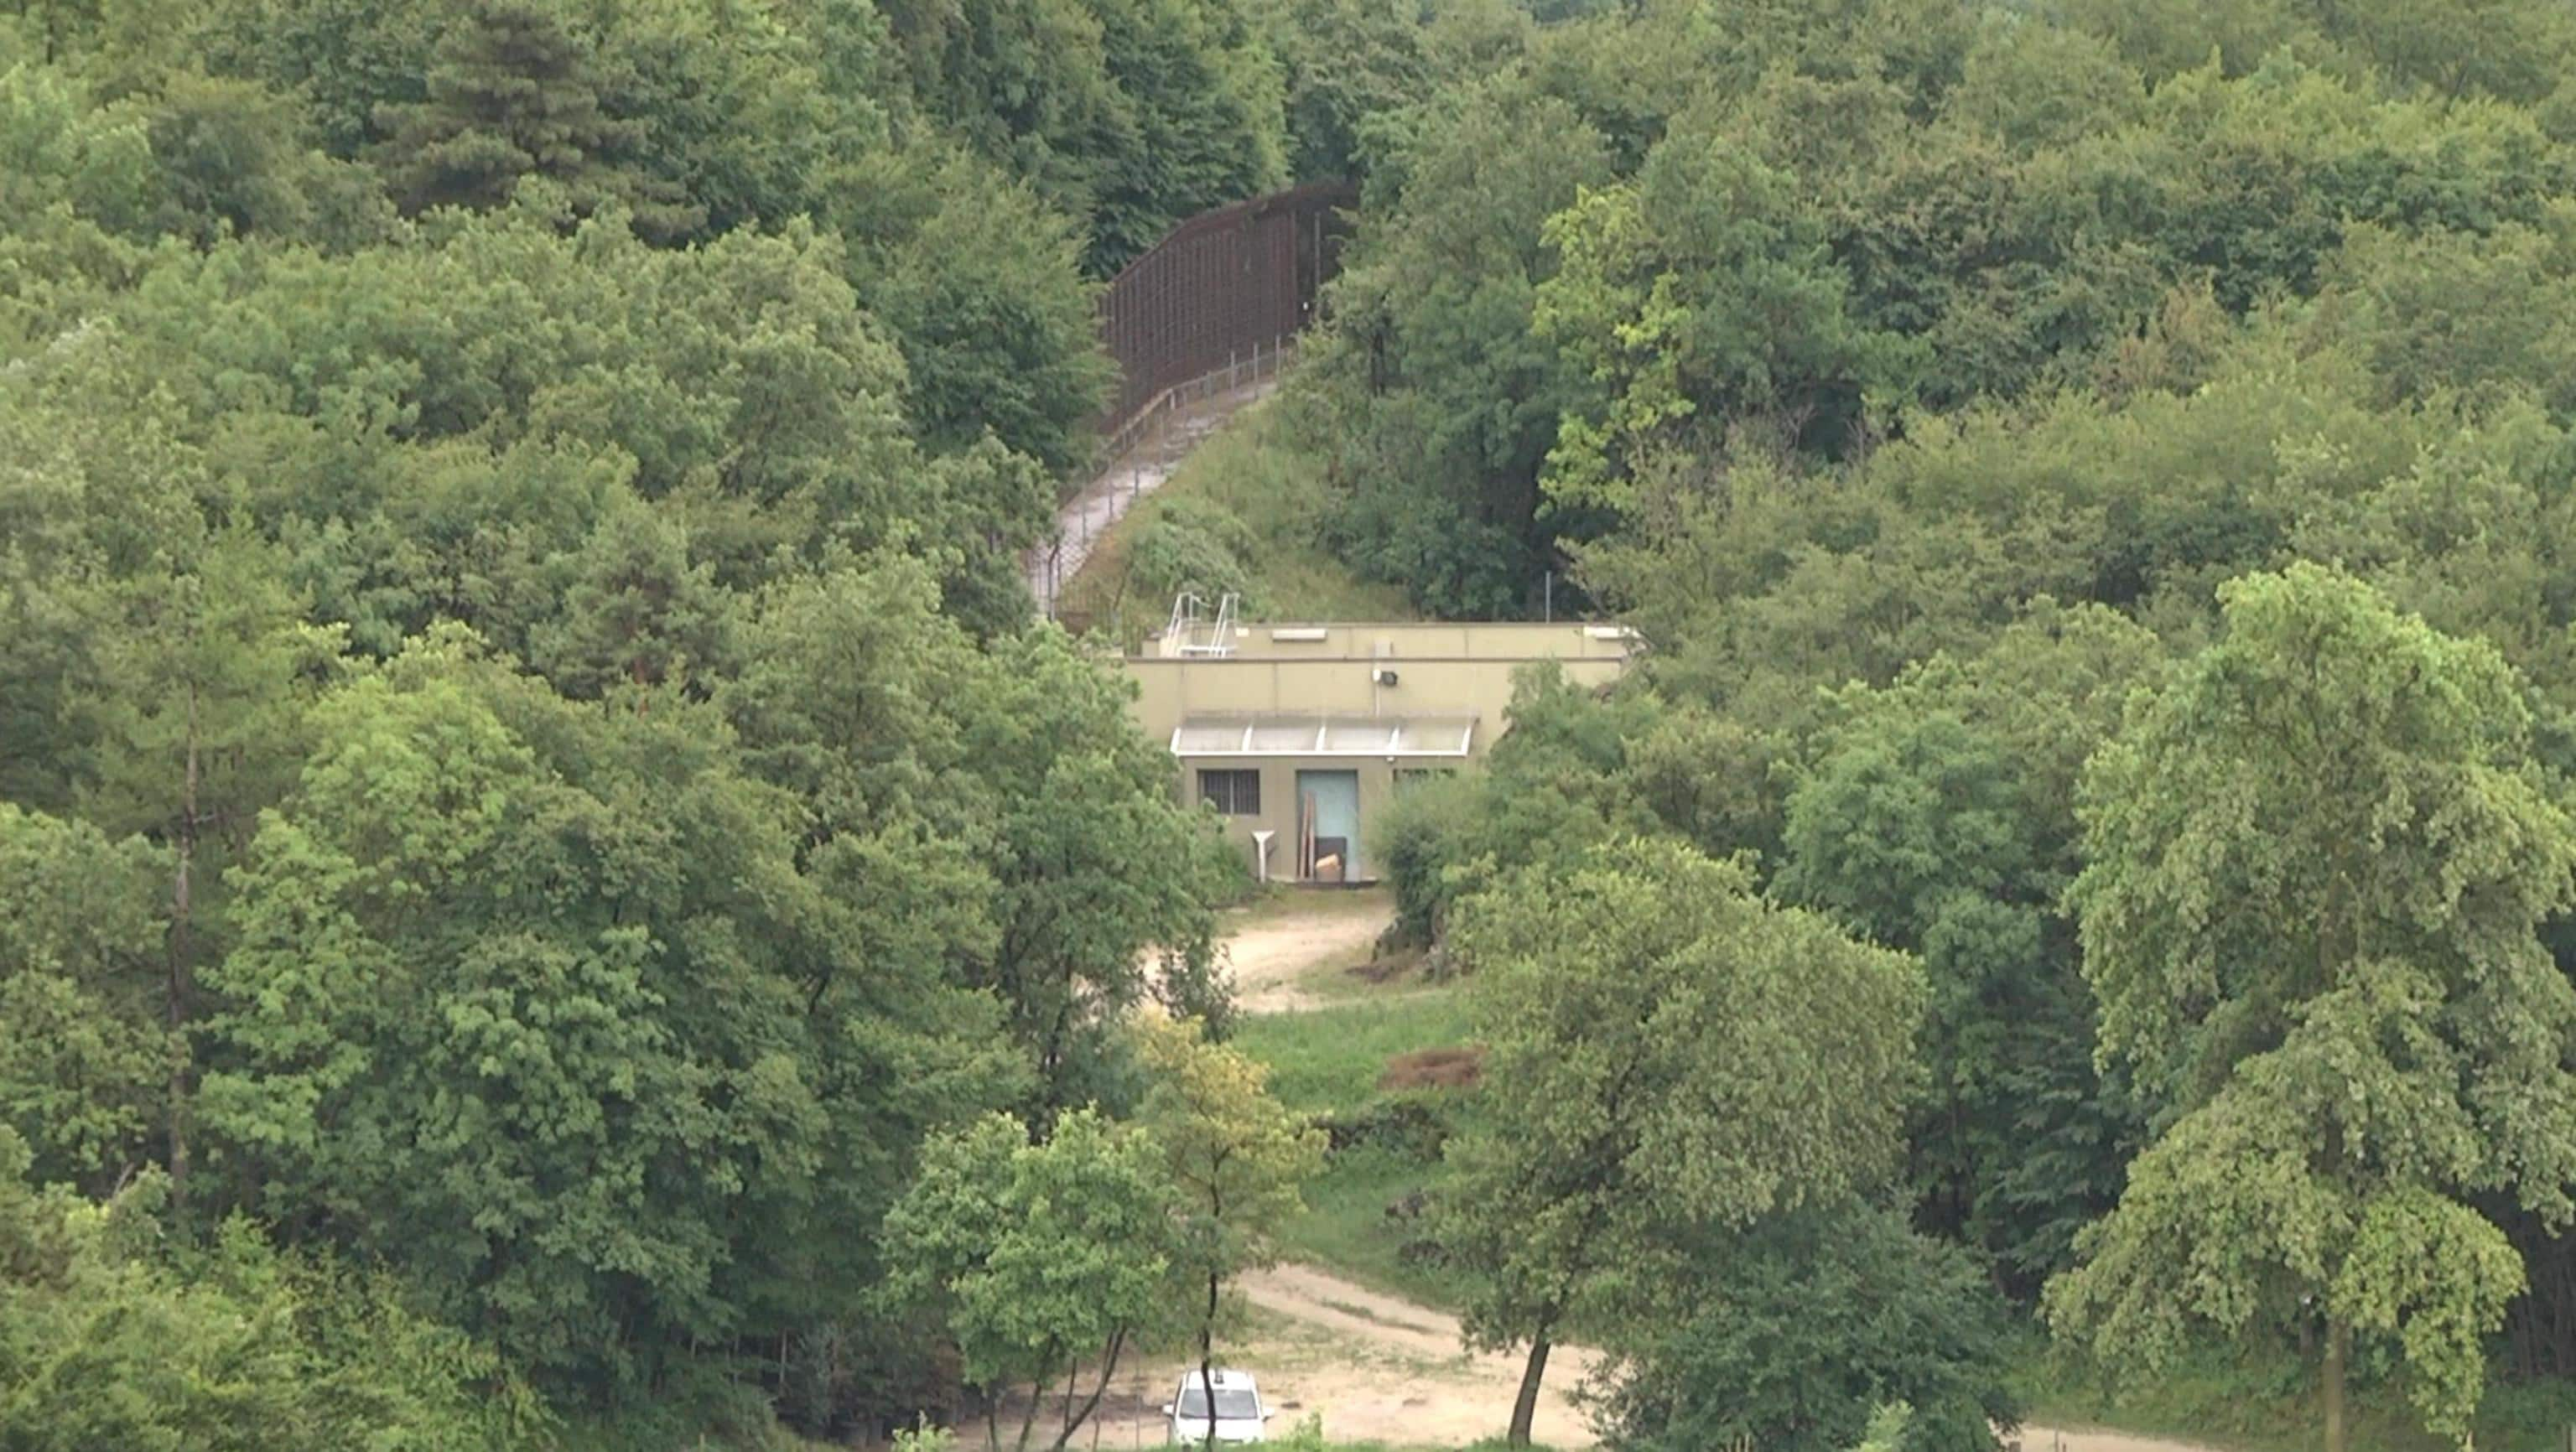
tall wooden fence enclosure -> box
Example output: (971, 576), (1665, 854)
(1094, 181), (1358, 443)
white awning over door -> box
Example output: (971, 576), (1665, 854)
(1169, 713), (1476, 758)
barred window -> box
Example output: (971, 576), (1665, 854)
(1198, 769), (1262, 815)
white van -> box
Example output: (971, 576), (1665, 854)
(1162, 1367), (1271, 1444)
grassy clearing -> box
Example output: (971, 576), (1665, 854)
(1235, 988), (1483, 1309)
(1275, 1141), (1471, 1309)
(1235, 989), (1473, 1113)
(1060, 402), (1415, 647)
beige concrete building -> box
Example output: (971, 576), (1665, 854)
(1124, 598), (1638, 884)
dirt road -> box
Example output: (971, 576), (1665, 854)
(1165, 896), (2231, 1452)
(1237, 1263), (1596, 1446)
(1075, 1259), (1589, 1449)
(1082, 1256), (2219, 1452)
(2011, 1430), (2230, 1452)
(1222, 895), (1396, 1014)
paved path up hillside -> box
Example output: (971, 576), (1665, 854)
(1026, 377), (1276, 619)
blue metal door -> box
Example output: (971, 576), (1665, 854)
(1296, 770), (1362, 881)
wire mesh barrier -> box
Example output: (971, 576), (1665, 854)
(1093, 334), (1297, 474)
(1093, 180), (1358, 444)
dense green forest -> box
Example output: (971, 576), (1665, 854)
(19, 0), (2576, 1449)
(1301, 1), (2576, 1449)
(0, 0), (1313, 1443)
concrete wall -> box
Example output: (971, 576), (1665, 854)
(1129, 655), (1628, 753)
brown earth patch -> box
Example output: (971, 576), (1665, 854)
(1379, 1045), (1483, 1090)
(1216, 893), (1397, 1014)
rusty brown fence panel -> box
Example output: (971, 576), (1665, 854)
(1093, 181), (1358, 443)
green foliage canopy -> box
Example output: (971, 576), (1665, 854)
(2049, 565), (2576, 1445)
(883, 1109), (1178, 1452)
(1442, 837), (1925, 1443)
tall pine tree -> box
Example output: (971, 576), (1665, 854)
(374, 0), (699, 239)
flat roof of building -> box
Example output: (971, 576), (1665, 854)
(1139, 620), (1636, 663)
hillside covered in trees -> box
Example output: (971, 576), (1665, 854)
(0, 0), (1332, 1443)
(20, 0), (2576, 1449)
(1294, 1), (2576, 1449)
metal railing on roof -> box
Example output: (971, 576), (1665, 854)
(1165, 592), (1242, 656)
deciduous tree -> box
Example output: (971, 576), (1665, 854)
(1442, 837), (1924, 1445)
(0, 806), (171, 1194)
(0, 1128), (550, 1451)
(2049, 564), (2576, 1450)
(883, 1109), (1179, 1452)
(1134, 1014), (1325, 1450)
(200, 630), (1019, 1398)
(1587, 1202), (2018, 1452)
(963, 631), (1238, 1112)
